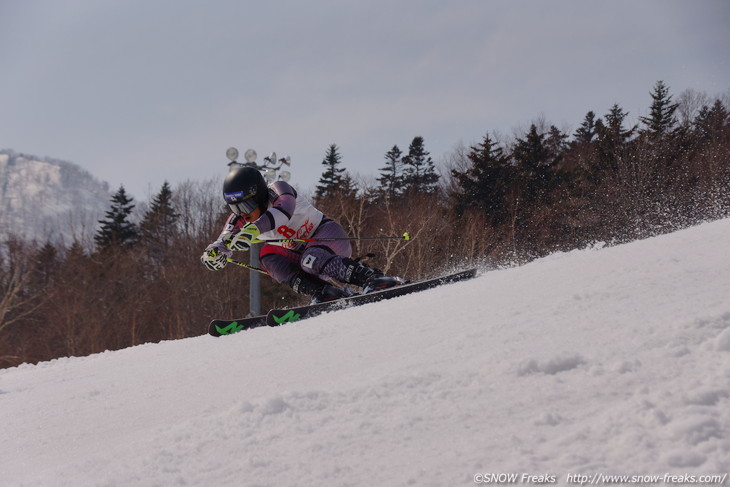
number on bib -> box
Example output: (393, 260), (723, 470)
(277, 225), (296, 238)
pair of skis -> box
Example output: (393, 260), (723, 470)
(207, 268), (477, 337)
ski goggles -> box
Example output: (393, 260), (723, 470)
(224, 192), (259, 215)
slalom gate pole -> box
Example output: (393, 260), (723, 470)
(252, 232), (411, 245)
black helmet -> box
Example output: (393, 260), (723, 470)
(223, 167), (269, 214)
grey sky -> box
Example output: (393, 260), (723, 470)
(2, 0), (729, 200)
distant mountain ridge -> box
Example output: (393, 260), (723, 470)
(0, 149), (111, 245)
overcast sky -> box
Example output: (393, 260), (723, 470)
(2, 0), (729, 200)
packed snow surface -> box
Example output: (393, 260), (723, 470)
(2, 219), (730, 486)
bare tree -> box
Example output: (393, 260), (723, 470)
(677, 88), (710, 127)
(0, 239), (42, 335)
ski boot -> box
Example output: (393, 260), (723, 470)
(342, 258), (405, 294)
(289, 271), (351, 304)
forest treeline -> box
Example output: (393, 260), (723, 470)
(1, 81), (728, 368)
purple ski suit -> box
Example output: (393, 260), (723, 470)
(218, 180), (353, 285)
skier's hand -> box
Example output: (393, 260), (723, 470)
(229, 223), (261, 251)
(201, 241), (233, 271)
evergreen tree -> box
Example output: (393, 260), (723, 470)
(694, 99), (729, 142)
(66, 240), (87, 262)
(95, 186), (138, 250)
(511, 124), (555, 204)
(377, 145), (403, 199)
(573, 111), (600, 145)
(401, 136), (440, 195)
(640, 80), (679, 139)
(31, 241), (60, 288)
(338, 172), (359, 200)
(139, 181), (179, 249)
(451, 133), (511, 225)
(602, 104), (637, 141)
(315, 144), (347, 199)
(545, 125), (569, 167)
(595, 104), (637, 173)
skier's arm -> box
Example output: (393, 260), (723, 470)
(251, 181), (297, 233)
(209, 213), (244, 243)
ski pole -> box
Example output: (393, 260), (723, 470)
(226, 258), (269, 275)
(252, 232), (411, 244)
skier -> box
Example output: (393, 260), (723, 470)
(201, 166), (402, 303)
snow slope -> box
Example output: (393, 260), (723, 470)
(1, 219), (729, 487)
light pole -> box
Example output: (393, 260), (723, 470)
(225, 147), (292, 316)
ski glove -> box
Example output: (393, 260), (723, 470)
(201, 241), (233, 271)
(229, 223), (261, 251)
